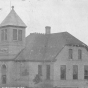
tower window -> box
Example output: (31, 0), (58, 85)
(13, 29), (22, 41)
(18, 30), (22, 41)
(5, 29), (7, 40)
(13, 29), (17, 40)
(1, 29), (7, 41)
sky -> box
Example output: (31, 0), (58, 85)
(0, 0), (88, 45)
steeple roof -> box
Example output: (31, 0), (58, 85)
(0, 6), (26, 27)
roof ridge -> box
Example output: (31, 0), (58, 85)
(29, 32), (45, 35)
(50, 31), (68, 35)
(14, 48), (25, 60)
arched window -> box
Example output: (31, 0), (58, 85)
(2, 64), (6, 69)
(2, 64), (6, 73)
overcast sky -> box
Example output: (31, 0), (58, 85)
(0, 0), (88, 45)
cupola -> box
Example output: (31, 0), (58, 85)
(0, 6), (26, 28)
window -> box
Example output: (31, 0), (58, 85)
(73, 65), (78, 80)
(69, 49), (73, 59)
(84, 65), (88, 80)
(13, 29), (22, 41)
(60, 65), (66, 80)
(1, 29), (7, 41)
(46, 65), (50, 80)
(13, 29), (17, 40)
(2, 75), (6, 84)
(1, 64), (6, 74)
(18, 30), (22, 41)
(1, 65), (6, 84)
(2, 64), (6, 69)
(38, 65), (42, 76)
(78, 49), (82, 60)
(5, 29), (7, 40)
(1, 30), (4, 41)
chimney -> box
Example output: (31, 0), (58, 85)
(45, 26), (51, 34)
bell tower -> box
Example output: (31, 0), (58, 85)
(0, 6), (27, 60)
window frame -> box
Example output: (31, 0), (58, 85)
(5, 29), (7, 40)
(1, 64), (7, 84)
(84, 65), (88, 80)
(38, 65), (42, 76)
(1, 29), (8, 41)
(46, 65), (50, 80)
(13, 29), (17, 40)
(2, 75), (6, 84)
(69, 49), (73, 59)
(78, 49), (82, 60)
(13, 29), (22, 41)
(73, 65), (78, 80)
(18, 30), (22, 41)
(60, 65), (66, 80)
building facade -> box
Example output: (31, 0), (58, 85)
(0, 6), (88, 88)
(54, 44), (88, 88)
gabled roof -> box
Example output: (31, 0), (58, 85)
(0, 6), (26, 28)
(15, 32), (87, 62)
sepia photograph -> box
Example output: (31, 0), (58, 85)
(0, 0), (88, 88)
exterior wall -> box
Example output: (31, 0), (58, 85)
(27, 62), (54, 87)
(6, 61), (54, 87)
(54, 45), (88, 88)
(0, 26), (25, 62)
(0, 26), (25, 56)
(0, 61), (13, 87)
(0, 26), (25, 46)
(0, 61), (41, 87)
(0, 9), (28, 87)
